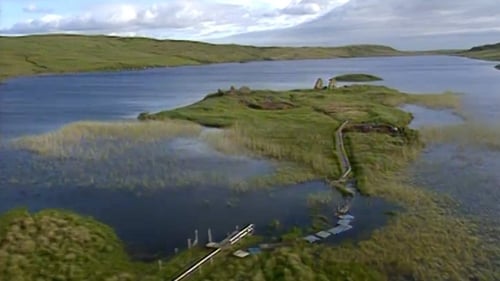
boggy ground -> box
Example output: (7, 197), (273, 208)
(142, 85), (497, 280)
(1, 85), (497, 280)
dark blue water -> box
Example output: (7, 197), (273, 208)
(0, 55), (499, 258)
(1, 56), (498, 139)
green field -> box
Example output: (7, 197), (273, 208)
(334, 73), (383, 82)
(0, 34), (408, 81)
(460, 42), (500, 61)
(2, 34), (498, 82)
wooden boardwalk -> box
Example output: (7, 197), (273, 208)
(171, 224), (254, 281)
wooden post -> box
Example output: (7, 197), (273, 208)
(188, 238), (192, 249)
(208, 228), (213, 243)
(194, 229), (199, 247)
(174, 248), (179, 254)
(158, 260), (163, 272)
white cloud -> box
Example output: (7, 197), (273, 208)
(23, 3), (52, 14)
(281, 0), (349, 16)
(219, 0), (500, 49)
(1, 0), (351, 38)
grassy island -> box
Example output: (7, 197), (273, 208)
(496, 64), (500, 70)
(2, 84), (498, 280)
(137, 85), (498, 280)
(334, 73), (383, 82)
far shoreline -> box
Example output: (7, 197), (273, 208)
(0, 54), (484, 84)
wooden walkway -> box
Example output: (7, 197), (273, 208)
(171, 224), (254, 281)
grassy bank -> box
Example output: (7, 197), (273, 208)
(144, 85), (456, 194)
(139, 85), (498, 280)
(0, 34), (408, 82)
(459, 42), (500, 61)
(334, 73), (383, 82)
(0, 209), (214, 281)
(3, 84), (497, 280)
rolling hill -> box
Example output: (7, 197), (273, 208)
(0, 34), (406, 81)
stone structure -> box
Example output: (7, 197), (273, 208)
(314, 78), (324, 90)
(328, 78), (336, 90)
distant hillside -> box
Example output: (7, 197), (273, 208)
(0, 34), (407, 81)
(461, 42), (500, 61)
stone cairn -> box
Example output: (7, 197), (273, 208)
(314, 78), (324, 90)
(328, 78), (336, 90)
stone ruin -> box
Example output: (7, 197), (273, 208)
(314, 78), (324, 90)
(328, 78), (336, 90)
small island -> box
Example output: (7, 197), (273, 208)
(334, 73), (383, 82)
(495, 64), (500, 70)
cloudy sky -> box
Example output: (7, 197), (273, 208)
(1, 0), (499, 49)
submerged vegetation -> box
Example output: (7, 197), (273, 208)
(136, 85), (499, 280)
(3, 84), (499, 280)
(146, 85), (457, 192)
(420, 122), (500, 150)
(13, 120), (202, 157)
(334, 73), (383, 82)
(5, 119), (277, 190)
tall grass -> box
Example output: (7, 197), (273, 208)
(405, 91), (462, 111)
(147, 86), (500, 280)
(12, 120), (202, 157)
(420, 122), (500, 150)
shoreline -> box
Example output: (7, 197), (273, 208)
(0, 54), (407, 83)
(1, 83), (497, 280)
(2, 54), (498, 85)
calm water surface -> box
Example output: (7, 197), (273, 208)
(0, 55), (499, 258)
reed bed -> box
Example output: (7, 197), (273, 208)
(146, 86), (499, 280)
(12, 120), (202, 157)
(420, 122), (500, 150)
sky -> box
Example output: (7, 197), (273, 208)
(1, 0), (499, 49)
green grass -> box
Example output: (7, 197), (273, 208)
(420, 122), (500, 150)
(0, 34), (408, 82)
(0, 209), (216, 281)
(0, 209), (137, 280)
(138, 85), (500, 280)
(144, 85), (457, 193)
(334, 73), (383, 82)
(4, 85), (498, 280)
(12, 120), (202, 158)
(459, 42), (500, 61)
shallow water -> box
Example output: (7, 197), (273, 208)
(0, 134), (397, 258)
(410, 144), (500, 222)
(0, 179), (395, 259)
(1, 56), (499, 139)
(401, 104), (463, 129)
(0, 137), (274, 189)
(1, 55), (499, 258)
